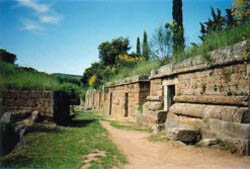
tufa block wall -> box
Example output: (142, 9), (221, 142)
(143, 40), (250, 155)
(85, 75), (150, 122)
(0, 90), (70, 124)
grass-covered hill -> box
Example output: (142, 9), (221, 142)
(51, 73), (82, 81)
(0, 63), (86, 99)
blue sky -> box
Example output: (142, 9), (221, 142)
(0, 0), (232, 75)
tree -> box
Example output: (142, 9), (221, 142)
(172, 0), (185, 55)
(225, 8), (236, 26)
(81, 62), (103, 85)
(150, 25), (173, 61)
(233, 0), (250, 22)
(98, 37), (131, 65)
(199, 7), (237, 41)
(136, 37), (141, 56)
(0, 49), (17, 64)
(142, 31), (149, 60)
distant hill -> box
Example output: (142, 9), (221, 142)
(51, 73), (82, 81)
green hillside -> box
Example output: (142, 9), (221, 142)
(51, 73), (82, 81)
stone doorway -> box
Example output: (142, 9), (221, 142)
(164, 85), (176, 111)
(124, 93), (128, 117)
(109, 93), (113, 115)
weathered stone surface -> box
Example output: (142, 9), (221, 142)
(2, 90), (70, 125)
(207, 119), (250, 139)
(146, 96), (163, 101)
(169, 103), (205, 119)
(166, 111), (205, 130)
(147, 101), (163, 111)
(14, 124), (28, 137)
(139, 103), (167, 126)
(200, 138), (218, 146)
(32, 111), (41, 123)
(0, 112), (13, 124)
(232, 138), (250, 155)
(176, 130), (202, 145)
(174, 95), (248, 106)
(204, 106), (249, 123)
(169, 103), (249, 123)
(157, 110), (168, 124)
(106, 75), (149, 87)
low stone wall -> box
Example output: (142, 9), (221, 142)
(142, 40), (250, 155)
(0, 90), (71, 124)
(0, 89), (71, 157)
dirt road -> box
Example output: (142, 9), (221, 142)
(100, 121), (250, 169)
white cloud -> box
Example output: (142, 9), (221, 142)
(16, 0), (63, 33)
(39, 15), (62, 24)
(22, 21), (43, 31)
(17, 0), (50, 13)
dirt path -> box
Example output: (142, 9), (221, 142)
(100, 121), (250, 169)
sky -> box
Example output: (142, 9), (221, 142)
(0, 0), (232, 75)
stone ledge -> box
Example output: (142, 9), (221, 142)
(208, 119), (250, 139)
(106, 75), (149, 87)
(146, 96), (163, 101)
(150, 40), (250, 79)
(169, 103), (249, 123)
(174, 95), (249, 106)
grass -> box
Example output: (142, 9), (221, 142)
(111, 60), (162, 81)
(148, 132), (170, 142)
(0, 111), (127, 169)
(0, 63), (86, 99)
(0, 63), (61, 91)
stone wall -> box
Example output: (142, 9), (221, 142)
(0, 89), (71, 157)
(143, 40), (250, 155)
(85, 75), (150, 122)
(0, 90), (71, 124)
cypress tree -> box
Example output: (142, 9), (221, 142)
(172, 0), (185, 55)
(136, 37), (141, 56)
(142, 31), (149, 60)
(225, 8), (235, 27)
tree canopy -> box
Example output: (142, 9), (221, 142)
(0, 49), (17, 64)
(98, 37), (131, 65)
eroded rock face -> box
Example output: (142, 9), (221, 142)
(176, 130), (202, 145)
(147, 102), (163, 111)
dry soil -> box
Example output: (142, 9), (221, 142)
(100, 121), (250, 169)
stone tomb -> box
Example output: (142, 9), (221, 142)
(142, 40), (250, 155)
(86, 75), (150, 122)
